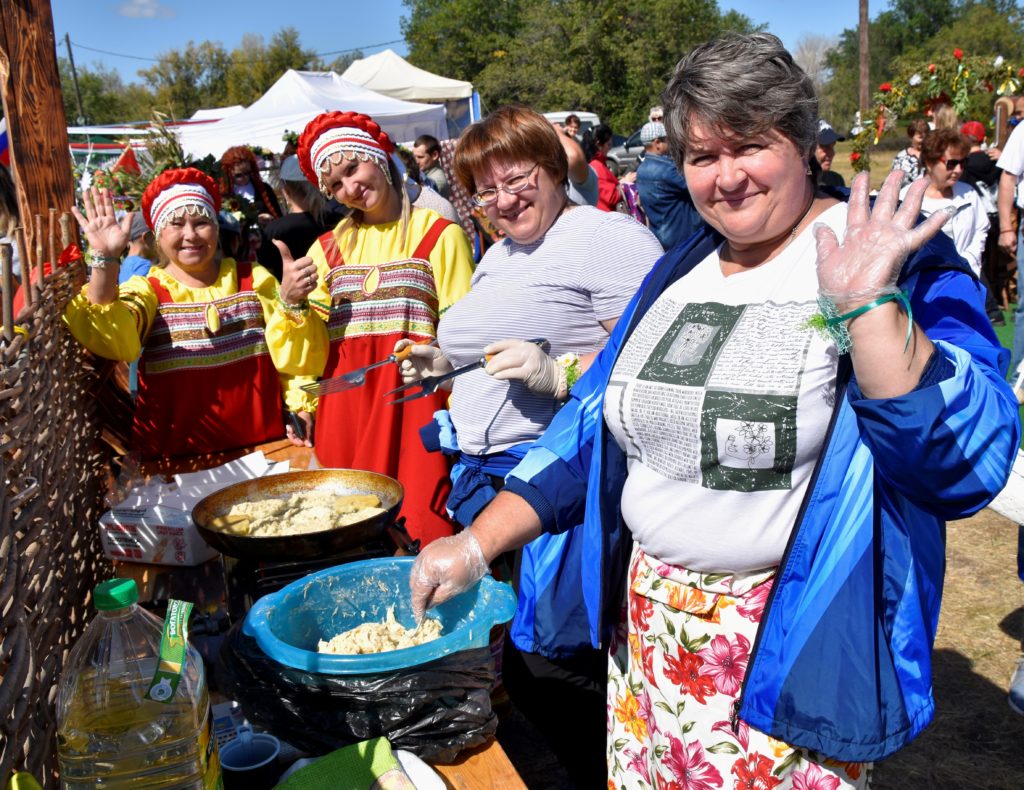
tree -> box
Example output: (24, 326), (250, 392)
(138, 41), (230, 118)
(405, 0), (758, 133)
(321, 50), (364, 74)
(226, 27), (318, 106)
(401, 0), (525, 83)
(58, 59), (154, 124)
(793, 33), (838, 101)
(818, 0), (1024, 131)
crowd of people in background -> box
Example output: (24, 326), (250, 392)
(0, 29), (1019, 788)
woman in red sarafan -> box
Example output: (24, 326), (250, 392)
(281, 112), (474, 545)
(64, 167), (323, 460)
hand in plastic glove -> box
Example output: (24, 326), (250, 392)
(409, 530), (489, 621)
(815, 170), (954, 313)
(483, 339), (561, 398)
(393, 338), (453, 384)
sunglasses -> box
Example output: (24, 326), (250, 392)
(939, 157), (967, 170)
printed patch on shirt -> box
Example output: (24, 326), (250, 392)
(638, 302), (743, 387)
(700, 392), (797, 491)
(612, 299), (814, 491)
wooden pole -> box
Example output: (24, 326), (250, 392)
(858, 0), (870, 118)
(1, 243), (12, 343)
(0, 1), (76, 265)
(47, 208), (56, 274)
(33, 213), (43, 285)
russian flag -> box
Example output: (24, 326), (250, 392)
(0, 118), (9, 166)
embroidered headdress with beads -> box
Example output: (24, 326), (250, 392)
(297, 111), (396, 194)
(141, 168), (221, 238)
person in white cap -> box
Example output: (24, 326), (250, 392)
(815, 119), (846, 188)
(635, 119), (702, 249)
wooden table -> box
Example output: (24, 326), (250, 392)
(121, 440), (527, 789)
(433, 739), (527, 789)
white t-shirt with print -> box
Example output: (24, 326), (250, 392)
(603, 203), (844, 573)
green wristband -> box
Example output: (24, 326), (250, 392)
(813, 291), (913, 354)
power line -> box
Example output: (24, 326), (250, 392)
(67, 37), (404, 65)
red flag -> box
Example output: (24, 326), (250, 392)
(111, 145), (141, 175)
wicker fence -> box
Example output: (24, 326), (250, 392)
(0, 218), (113, 786)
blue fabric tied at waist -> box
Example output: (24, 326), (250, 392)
(420, 410), (531, 527)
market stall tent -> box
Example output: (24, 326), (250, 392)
(189, 105), (245, 122)
(342, 49), (480, 134)
(175, 69), (448, 158)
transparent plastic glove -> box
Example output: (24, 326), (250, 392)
(483, 339), (560, 397)
(814, 170), (955, 313)
(393, 338), (452, 384)
(409, 530), (489, 621)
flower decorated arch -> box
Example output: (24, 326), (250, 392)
(848, 48), (1021, 172)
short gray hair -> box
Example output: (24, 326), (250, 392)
(662, 33), (818, 171)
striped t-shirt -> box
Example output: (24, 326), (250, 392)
(439, 205), (663, 455)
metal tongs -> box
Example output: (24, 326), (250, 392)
(301, 340), (436, 398)
(384, 338), (547, 405)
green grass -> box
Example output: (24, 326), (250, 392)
(991, 305), (1024, 448)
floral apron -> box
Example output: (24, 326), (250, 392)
(608, 544), (870, 789)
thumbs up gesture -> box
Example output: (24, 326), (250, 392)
(276, 239), (318, 305)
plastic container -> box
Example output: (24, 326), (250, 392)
(56, 579), (222, 789)
(243, 556), (517, 674)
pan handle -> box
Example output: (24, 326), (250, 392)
(287, 411), (307, 442)
(388, 517), (420, 555)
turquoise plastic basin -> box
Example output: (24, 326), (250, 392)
(242, 557), (516, 674)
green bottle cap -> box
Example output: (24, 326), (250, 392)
(94, 578), (139, 610)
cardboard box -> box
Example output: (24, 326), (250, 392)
(99, 504), (219, 566)
(97, 452), (291, 567)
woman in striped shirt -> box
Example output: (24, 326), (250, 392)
(396, 104), (663, 788)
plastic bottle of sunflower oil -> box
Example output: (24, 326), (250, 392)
(56, 578), (222, 789)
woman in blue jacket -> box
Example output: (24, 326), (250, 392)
(410, 34), (1019, 787)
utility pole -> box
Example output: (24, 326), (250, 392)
(64, 32), (85, 125)
(858, 0), (870, 115)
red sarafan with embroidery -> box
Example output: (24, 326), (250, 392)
(296, 111), (395, 186)
(140, 168), (221, 231)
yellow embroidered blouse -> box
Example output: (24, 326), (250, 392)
(296, 206), (475, 372)
(63, 258), (326, 413)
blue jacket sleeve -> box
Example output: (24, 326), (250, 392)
(848, 266), (1019, 518)
(504, 301), (635, 532)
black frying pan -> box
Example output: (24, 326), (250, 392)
(191, 469), (403, 561)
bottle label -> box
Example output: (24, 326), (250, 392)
(199, 708), (224, 789)
(145, 598), (193, 703)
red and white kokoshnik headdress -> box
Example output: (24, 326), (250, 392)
(297, 111), (395, 193)
(141, 168), (222, 238)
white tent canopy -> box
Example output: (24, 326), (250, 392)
(341, 49), (473, 102)
(175, 69), (447, 158)
(189, 105), (244, 122)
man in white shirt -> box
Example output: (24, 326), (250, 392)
(996, 112), (1024, 380)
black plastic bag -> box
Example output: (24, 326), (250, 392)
(215, 622), (498, 763)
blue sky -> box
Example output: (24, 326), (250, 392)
(52, 0), (861, 84)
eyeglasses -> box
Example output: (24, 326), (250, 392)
(939, 157), (967, 170)
(471, 164), (539, 207)
(232, 170), (252, 179)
